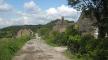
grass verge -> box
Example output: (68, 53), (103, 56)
(0, 36), (30, 60)
(64, 50), (93, 60)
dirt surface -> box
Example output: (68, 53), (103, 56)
(12, 34), (70, 60)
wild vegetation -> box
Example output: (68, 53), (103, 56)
(0, 16), (107, 60)
(38, 21), (108, 60)
(66, 0), (108, 60)
(66, 26), (108, 60)
(0, 25), (38, 60)
(0, 18), (107, 60)
(37, 19), (74, 46)
(0, 25), (42, 38)
(0, 36), (30, 60)
(0, 0), (108, 60)
(68, 0), (108, 38)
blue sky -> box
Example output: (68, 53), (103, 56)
(6, 0), (67, 10)
(0, 0), (80, 28)
(36, 0), (67, 9)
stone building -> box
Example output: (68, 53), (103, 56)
(16, 29), (33, 38)
(53, 16), (73, 32)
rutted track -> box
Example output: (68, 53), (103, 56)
(12, 34), (70, 60)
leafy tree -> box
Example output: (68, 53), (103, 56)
(68, 0), (108, 38)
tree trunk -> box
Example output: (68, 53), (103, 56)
(99, 0), (108, 38)
(94, 0), (108, 38)
(98, 26), (106, 38)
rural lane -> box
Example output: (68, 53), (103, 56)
(12, 34), (70, 60)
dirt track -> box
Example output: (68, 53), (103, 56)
(13, 34), (70, 60)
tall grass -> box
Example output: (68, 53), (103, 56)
(0, 36), (30, 60)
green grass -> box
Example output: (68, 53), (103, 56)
(42, 38), (57, 47)
(0, 36), (30, 60)
(64, 50), (93, 60)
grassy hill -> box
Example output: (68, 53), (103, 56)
(0, 25), (43, 38)
(37, 19), (75, 46)
(0, 18), (74, 38)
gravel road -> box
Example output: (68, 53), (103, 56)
(12, 34), (70, 60)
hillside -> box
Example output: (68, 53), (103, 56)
(45, 17), (74, 33)
(0, 25), (42, 38)
(0, 18), (74, 38)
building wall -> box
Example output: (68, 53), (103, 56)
(16, 29), (33, 38)
(53, 17), (68, 32)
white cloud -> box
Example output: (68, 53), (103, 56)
(0, 18), (14, 28)
(0, 3), (12, 12)
(0, 0), (12, 12)
(0, 0), (81, 28)
(57, 5), (78, 16)
(24, 1), (41, 13)
(23, 1), (50, 24)
(46, 5), (81, 21)
(47, 8), (57, 15)
(0, 0), (4, 4)
(14, 11), (47, 25)
(24, 1), (36, 10)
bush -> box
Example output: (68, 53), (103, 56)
(53, 32), (68, 46)
(66, 31), (108, 60)
(67, 35), (82, 53)
(91, 38), (108, 60)
(37, 24), (108, 60)
(43, 31), (69, 46)
(0, 36), (30, 60)
(65, 25), (82, 53)
(59, 25), (108, 60)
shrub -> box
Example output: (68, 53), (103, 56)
(0, 36), (30, 60)
(53, 32), (68, 46)
(92, 38), (108, 60)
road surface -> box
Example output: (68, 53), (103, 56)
(13, 34), (70, 60)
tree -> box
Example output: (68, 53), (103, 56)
(68, 0), (108, 38)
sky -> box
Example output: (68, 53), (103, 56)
(0, 0), (81, 28)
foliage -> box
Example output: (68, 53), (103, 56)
(65, 26), (108, 60)
(66, 25), (82, 53)
(0, 36), (30, 60)
(37, 27), (50, 36)
(36, 19), (108, 60)
(67, 34), (108, 60)
(67, 1), (108, 59)
(64, 50), (92, 60)
(68, 0), (108, 38)
(91, 38), (108, 60)
(52, 32), (67, 46)
(0, 25), (42, 38)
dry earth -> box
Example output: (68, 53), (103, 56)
(12, 34), (70, 60)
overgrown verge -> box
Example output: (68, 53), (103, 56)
(65, 25), (108, 60)
(38, 27), (67, 46)
(38, 25), (108, 60)
(0, 36), (30, 60)
(66, 36), (108, 60)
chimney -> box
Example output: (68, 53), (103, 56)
(61, 16), (64, 21)
(61, 16), (64, 25)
